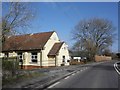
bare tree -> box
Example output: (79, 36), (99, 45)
(116, 53), (120, 58)
(1, 2), (34, 43)
(72, 18), (116, 61)
(102, 48), (112, 56)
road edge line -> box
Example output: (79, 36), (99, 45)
(47, 82), (60, 88)
(114, 62), (120, 75)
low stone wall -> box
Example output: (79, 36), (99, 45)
(21, 65), (50, 70)
(95, 55), (112, 62)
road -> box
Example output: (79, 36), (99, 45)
(47, 60), (120, 89)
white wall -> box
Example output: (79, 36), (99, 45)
(42, 32), (60, 66)
(0, 53), (4, 58)
(22, 51), (42, 66)
(48, 56), (56, 66)
(57, 43), (70, 66)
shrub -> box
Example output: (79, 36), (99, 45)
(2, 57), (19, 84)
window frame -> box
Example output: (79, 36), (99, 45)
(31, 52), (38, 63)
(5, 53), (9, 57)
(17, 52), (23, 62)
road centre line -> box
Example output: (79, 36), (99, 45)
(47, 82), (60, 88)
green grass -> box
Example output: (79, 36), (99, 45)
(3, 72), (46, 86)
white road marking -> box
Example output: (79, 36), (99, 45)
(47, 82), (60, 88)
(114, 62), (120, 75)
(65, 76), (70, 79)
(72, 73), (75, 75)
(115, 63), (118, 67)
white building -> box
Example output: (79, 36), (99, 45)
(1, 31), (70, 69)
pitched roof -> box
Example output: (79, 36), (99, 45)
(2, 31), (54, 51)
(48, 42), (64, 56)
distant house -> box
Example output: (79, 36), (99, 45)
(73, 57), (81, 62)
(1, 31), (70, 69)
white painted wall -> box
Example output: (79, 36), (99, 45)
(48, 56), (56, 66)
(57, 43), (70, 66)
(9, 52), (17, 57)
(42, 32), (60, 66)
(0, 53), (4, 58)
(22, 51), (41, 66)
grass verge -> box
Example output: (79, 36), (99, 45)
(3, 71), (46, 87)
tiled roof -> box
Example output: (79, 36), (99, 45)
(48, 42), (64, 56)
(2, 31), (54, 51)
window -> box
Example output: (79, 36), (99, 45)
(62, 56), (65, 62)
(67, 60), (70, 62)
(5, 53), (8, 57)
(63, 56), (65, 59)
(31, 52), (37, 63)
(18, 52), (23, 62)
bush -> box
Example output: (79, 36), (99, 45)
(2, 57), (19, 84)
(70, 60), (84, 65)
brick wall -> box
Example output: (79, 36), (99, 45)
(95, 55), (112, 62)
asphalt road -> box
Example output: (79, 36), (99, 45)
(47, 60), (120, 89)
